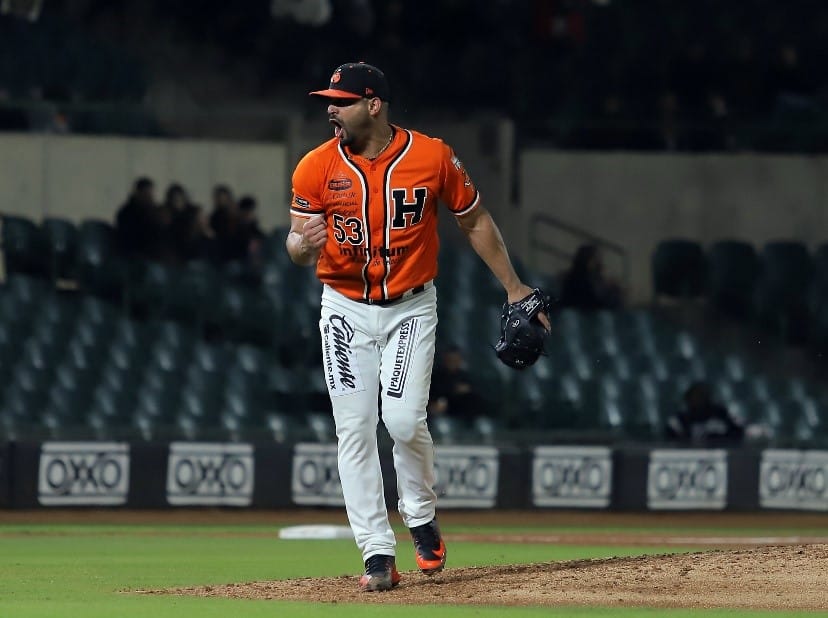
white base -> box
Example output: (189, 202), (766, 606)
(278, 524), (354, 540)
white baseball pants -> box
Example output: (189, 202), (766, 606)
(319, 284), (439, 560)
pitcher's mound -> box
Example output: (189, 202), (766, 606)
(158, 544), (828, 609)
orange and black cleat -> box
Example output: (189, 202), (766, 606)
(410, 518), (446, 575)
(359, 554), (401, 592)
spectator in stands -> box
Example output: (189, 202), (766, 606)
(427, 345), (488, 424)
(238, 194), (265, 258)
(169, 203), (211, 265)
(208, 183), (248, 263)
(222, 194), (267, 285)
(770, 44), (815, 111)
(115, 176), (164, 260)
(161, 183), (190, 215)
(724, 35), (768, 122)
(558, 244), (624, 311)
(665, 381), (745, 446)
(156, 183), (191, 263)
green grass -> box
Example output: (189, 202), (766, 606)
(0, 521), (823, 618)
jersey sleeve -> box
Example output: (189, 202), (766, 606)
(290, 151), (325, 218)
(438, 143), (481, 217)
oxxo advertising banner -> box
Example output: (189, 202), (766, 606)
(647, 449), (728, 510)
(166, 442), (254, 506)
(433, 445), (499, 508)
(531, 446), (613, 508)
(290, 444), (500, 508)
(291, 443), (343, 506)
(760, 449), (828, 511)
(38, 442), (130, 506)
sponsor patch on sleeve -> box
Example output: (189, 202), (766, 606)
(293, 195), (311, 209)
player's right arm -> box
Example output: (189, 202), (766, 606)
(286, 214), (326, 266)
(286, 150), (328, 266)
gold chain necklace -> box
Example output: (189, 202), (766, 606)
(367, 130), (393, 160)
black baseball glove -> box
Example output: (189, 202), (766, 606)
(494, 287), (551, 370)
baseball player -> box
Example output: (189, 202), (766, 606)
(286, 62), (548, 591)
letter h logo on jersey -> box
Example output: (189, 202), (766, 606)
(391, 188), (427, 229)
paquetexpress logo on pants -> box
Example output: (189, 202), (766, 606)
(387, 318), (420, 399)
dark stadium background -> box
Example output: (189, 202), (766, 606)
(1, 1), (828, 501)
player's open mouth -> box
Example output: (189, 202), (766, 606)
(330, 119), (343, 138)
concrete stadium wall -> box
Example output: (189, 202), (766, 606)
(519, 151), (828, 303)
(4, 130), (828, 307)
(0, 134), (290, 230)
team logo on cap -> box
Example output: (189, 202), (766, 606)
(331, 70), (341, 84)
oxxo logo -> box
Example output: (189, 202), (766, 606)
(292, 443), (343, 506)
(647, 449), (728, 510)
(433, 446), (499, 508)
(38, 442), (130, 506)
(166, 442), (254, 506)
(760, 449), (828, 511)
(532, 446), (612, 508)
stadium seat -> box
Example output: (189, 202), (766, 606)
(263, 411), (295, 443)
(765, 399), (814, 445)
(77, 219), (128, 305)
(129, 260), (173, 319)
(706, 240), (759, 317)
(1, 214), (48, 277)
(471, 415), (499, 444)
(429, 415), (463, 444)
(809, 294), (828, 353)
(303, 367), (332, 413)
(306, 411), (336, 443)
(651, 238), (706, 300)
(753, 241), (814, 342)
(163, 261), (221, 328)
(41, 217), (79, 282)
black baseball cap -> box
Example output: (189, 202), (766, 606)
(309, 62), (391, 102)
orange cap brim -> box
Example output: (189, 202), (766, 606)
(309, 89), (362, 99)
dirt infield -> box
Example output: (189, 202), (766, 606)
(164, 544), (828, 610)
(4, 509), (827, 608)
(33, 508), (814, 610)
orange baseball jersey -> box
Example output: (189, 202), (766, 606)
(291, 125), (480, 302)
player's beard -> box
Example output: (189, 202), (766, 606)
(338, 126), (355, 147)
(332, 119), (370, 151)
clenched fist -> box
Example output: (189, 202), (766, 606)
(301, 215), (328, 253)
(287, 215), (328, 266)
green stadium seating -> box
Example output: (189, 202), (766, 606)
(2, 215), (48, 277)
(306, 411), (336, 443)
(753, 241), (814, 342)
(76, 219), (128, 304)
(429, 415), (462, 445)
(652, 239), (706, 299)
(41, 217), (79, 282)
(263, 412), (295, 443)
(706, 240), (758, 318)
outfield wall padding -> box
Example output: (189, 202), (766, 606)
(2, 441), (826, 512)
(0, 442), (9, 508)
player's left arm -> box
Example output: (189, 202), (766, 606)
(438, 143), (546, 318)
(456, 206), (527, 300)
(457, 206), (551, 330)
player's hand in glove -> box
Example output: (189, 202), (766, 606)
(494, 286), (552, 370)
